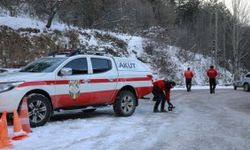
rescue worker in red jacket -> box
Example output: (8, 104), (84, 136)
(152, 80), (176, 112)
(184, 67), (194, 92)
(207, 65), (218, 94)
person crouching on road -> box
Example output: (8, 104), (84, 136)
(152, 80), (176, 112)
(184, 67), (194, 92)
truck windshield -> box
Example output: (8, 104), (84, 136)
(20, 57), (67, 73)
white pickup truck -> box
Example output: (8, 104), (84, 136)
(233, 72), (250, 91)
(0, 51), (153, 127)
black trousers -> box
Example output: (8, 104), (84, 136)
(185, 79), (192, 92)
(152, 87), (166, 111)
(209, 78), (216, 93)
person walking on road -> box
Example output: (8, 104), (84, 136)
(207, 65), (218, 94)
(184, 67), (194, 92)
(152, 80), (176, 112)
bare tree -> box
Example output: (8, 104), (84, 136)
(0, 0), (25, 16)
(231, 0), (250, 79)
(29, 0), (65, 28)
(46, 0), (64, 28)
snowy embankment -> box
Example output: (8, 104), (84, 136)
(0, 15), (233, 85)
(0, 15), (68, 31)
(166, 46), (233, 85)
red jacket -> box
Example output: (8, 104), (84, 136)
(184, 70), (193, 79)
(153, 80), (165, 91)
(207, 68), (218, 79)
(153, 80), (171, 102)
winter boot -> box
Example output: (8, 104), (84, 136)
(153, 109), (160, 113)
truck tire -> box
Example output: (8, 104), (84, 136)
(113, 90), (136, 116)
(27, 94), (52, 127)
(244, 83), (249, 91)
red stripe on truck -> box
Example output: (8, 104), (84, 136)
(117, 77), (151, 82)
(89, 79), (114, 83)
(16, 77), (151, 87)
(16, 80), (68, 87)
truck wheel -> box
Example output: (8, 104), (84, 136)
(234, 86), (237, 90)
(113, 90), (136, 116)
(27, 94), (52, 127)
(244, 83), (249, 91)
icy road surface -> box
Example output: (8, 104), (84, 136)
(11, 89), (250, 150)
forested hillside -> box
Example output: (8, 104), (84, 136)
(0, 0), (249, 80)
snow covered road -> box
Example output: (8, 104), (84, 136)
(10, 89), (250, 150)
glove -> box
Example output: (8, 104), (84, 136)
(168, 106), (172, 111)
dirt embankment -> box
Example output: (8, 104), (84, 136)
(0, 26), (128, 67)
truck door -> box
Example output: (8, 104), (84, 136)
(87, 57), (118, 104)
(55, 57), (93, 108)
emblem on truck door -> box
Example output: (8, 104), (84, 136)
(69, 80), (80, 99)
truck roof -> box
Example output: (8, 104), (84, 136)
(48, 50), (108, 57)
(47, 49), (152, 72)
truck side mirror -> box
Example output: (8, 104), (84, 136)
(60, 67), (72, 76)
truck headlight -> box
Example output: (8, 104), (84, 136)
(0, 82), (24, 93)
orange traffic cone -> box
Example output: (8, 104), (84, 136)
(12, 110), (28, 140)
(20, 97), (32, 133)
(0, 112), (12, 149)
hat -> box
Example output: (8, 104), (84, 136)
(170, 81), (176, 87)
(165, 80), (176, 87)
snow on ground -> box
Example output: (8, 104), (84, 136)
(6, 89), (250, 150)
(0, 16), (69, 31)
(174, 85), (233, 90)
(109, 32), (145, 57)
